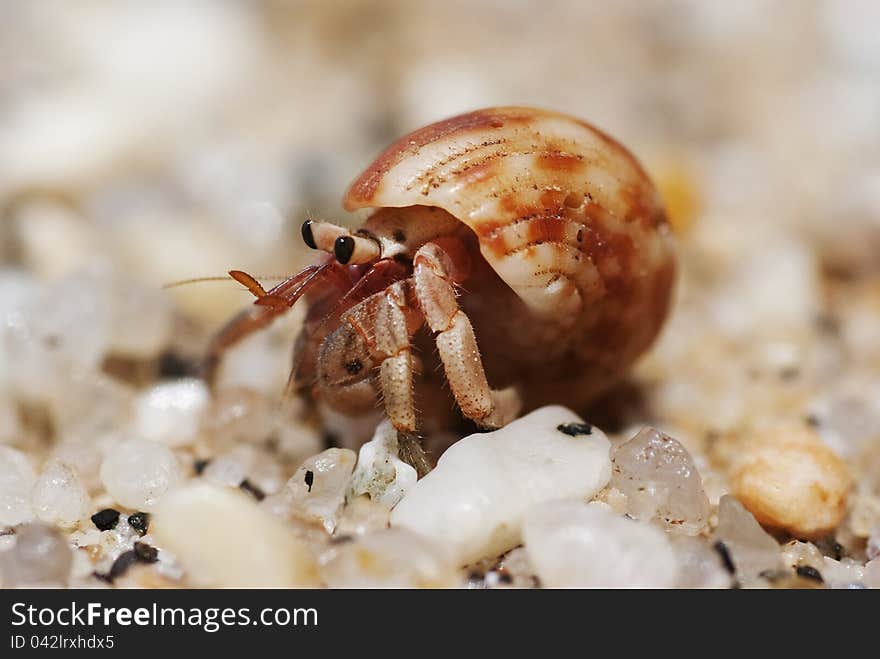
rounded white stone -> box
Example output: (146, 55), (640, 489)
(283, 448), (356, 533)
(523, 500), (679, 588)
(100, 438), (182, 511)
(390, 405), (612, 566)
(0, 447), (37, 526)
(31, 460), (91, 527)
(133, 379), (209, 447)
(151, 482), (319, 588)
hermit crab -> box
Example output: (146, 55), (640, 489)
(208, 107), (676, 463)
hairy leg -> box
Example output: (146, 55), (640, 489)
(413, 240), (521, 428)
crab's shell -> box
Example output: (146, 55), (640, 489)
(345, 106), (676, 409)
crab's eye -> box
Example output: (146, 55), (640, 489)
(301, 220), (317, 249)
(334, 236), (356, 264)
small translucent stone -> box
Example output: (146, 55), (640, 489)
(133, 379), (209, 447)
(821, 557), (865, 589)
(151, 483), (319, 588)
(202, 387), (275, 447)
(0, 446), (36, 526)
(100, 438), (182, 511)
(51, 442), (104, 494)
(523, 501), (679, 588)
(282, 448), (357, 533)
(713, 495), (782, 585)
(348, 420), (417, 508)
(391, 406), (612, 566)
(321, 528), (458, 588)
(31, 460), (90, 528)
(610, 427), (711, 535)
(202, 445), (284, 496)
(1, 523), (72, 586)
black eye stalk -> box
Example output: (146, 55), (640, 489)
(301, 218), (380, 264)
(301, 220), (317, 249)
(334, 236), (356, 264)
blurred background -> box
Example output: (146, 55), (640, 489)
(1, 0), (879, 462)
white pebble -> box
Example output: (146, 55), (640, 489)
(321, 528), (459, 588)
(523, 501), (679, 588)
(349, 420), (417, 508)
(282, 448), (356, 533)
(611, 427), (711, 535)
(391, 406), (612, 566)
(0, 446), (36, 526)
(100, 438), (182, 511)
(151, 483), (319, 587)
(31, 460), (90, 528)
(133, 379), (209, 447)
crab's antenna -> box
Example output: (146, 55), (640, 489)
(162, 275), (291, 290)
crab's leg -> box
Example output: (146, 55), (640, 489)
(412, 240), (521, 428)
(317, 278), (432, 475)
(318, 279), (421, 431)
(204, 258), (353, 384)
(291, 258), (410, 386)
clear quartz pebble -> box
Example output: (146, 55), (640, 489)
(0, 522), (73, 586)
(610, 427), (711, 535)
(0, 446), (37, 526)
(282, 448), (356, 533)
(522, 500), (680, 588)
(821, 557), (866, 589)
(100, 438), (182, 510)
(31, 460), (91, 528)
(320, 528), (459, 588)
(713, 495), (782, 585)
(133, 379), (209, 447)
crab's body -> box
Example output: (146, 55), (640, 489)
(209, 107), (676, 446)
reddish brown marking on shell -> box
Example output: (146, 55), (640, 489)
(534, 151), (586, 173)
(538, 188), (568, 210)
(526, 215), (568, 246)
(345, 109), (530, 206)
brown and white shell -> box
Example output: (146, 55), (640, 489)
(346, 106), (676, 410)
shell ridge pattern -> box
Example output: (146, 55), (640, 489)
(344, 107), (672, 320)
